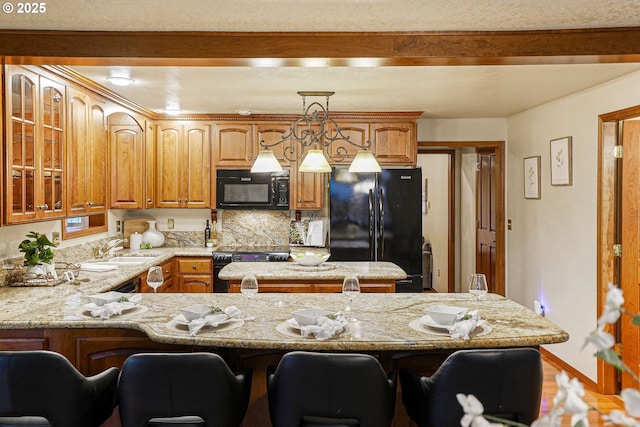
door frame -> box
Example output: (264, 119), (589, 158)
(598, 105), (640, 394)
(418, 140), (505, 296)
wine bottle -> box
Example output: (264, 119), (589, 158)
(204, 219), (211, 247)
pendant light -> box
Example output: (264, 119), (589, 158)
(251, 91), (381, 173)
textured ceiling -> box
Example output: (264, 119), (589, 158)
(3, 0), (640, 118)
(2, 0), (640, 32)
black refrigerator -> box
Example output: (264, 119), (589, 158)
(329, 167), (423, 292)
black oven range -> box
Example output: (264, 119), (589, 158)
(212, 246), (290, 293)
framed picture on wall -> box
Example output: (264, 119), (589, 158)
(524, 156), (541, 199)
(550, 136), (573, 186)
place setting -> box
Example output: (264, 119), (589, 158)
(166, 304), (245, 336)
(276, 275), (358, 340)
(77, 291), (147, 320)
(409, 304), (492, 339)
(276, 308), (349, 340)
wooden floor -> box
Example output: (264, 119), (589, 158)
(541, 355), (624, 426)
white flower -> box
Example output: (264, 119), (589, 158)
(602, 409), (640, 426)
(531, 407), (564, 427)
(457, 393), (486, 427)
(456, 394), (503, 427)
(622, 388), (640, 418)
(582, 327), (616, 351)
(598, 283), (624, 327)
(551, 371), (590, 426)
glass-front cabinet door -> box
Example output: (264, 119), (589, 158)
(8, 71), (38, 223)
(5, 67), (65, 224)
(41, 79), (65, 219)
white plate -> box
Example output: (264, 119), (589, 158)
(172, 313), (232, 327)
(78, 303), (147, 319)
(166, 317), (243, 333)
(419, 314), (454, 331)
(409, 318), (492, 337)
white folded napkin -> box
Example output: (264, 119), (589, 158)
(84, 294), (142, 319)
(187, 306), (242, 336)
(300, 313), (347, 340)
(449, 309), (486, 340)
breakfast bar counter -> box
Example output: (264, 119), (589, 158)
(219, 261), (407, 292)
(0, 289), (568, 427)
(0, 291), (567, 352)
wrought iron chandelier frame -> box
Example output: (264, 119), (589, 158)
(258, 91), (373, 163)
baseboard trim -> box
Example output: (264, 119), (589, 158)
(540, 346), (624, 406)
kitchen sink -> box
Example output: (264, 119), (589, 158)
(94, 256), (158, 266)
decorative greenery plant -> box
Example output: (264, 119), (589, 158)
(19, 231), (56, 267)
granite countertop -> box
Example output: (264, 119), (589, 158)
(0, 247), (213, 310)
(0, 289), (569, 351)
(218, 261), (407, 281)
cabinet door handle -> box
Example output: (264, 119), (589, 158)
(192, 265), (197, 269)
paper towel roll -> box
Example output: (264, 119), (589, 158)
(129, 232), (142, 251)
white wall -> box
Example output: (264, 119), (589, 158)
(417, 154), (449, 292)
(507, 70), (640, 381)
(418, 118), (507, 141)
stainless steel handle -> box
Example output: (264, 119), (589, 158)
(368, 189), (375, 260)
(379, 188), (384, 259)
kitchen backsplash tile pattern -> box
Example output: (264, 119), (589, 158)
(218, 210), (289, 247)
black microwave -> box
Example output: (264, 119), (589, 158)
(216, 169), (290, 210)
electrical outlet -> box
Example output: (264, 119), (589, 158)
(116, 221), (121, 232)
(167, 219), (174, 230)
(52, 232), (60, 246)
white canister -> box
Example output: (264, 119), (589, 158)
(129, 232), (143, 251)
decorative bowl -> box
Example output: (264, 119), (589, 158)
(290, 251), (330, 266)
(291, 308), (333, 326)
(180, 304), (220, 321)
(424, 305), (467, 326)
(88, 291), (128, 306)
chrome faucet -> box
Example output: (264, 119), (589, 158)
(93, 238), (128, 259)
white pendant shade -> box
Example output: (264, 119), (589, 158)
(348, 149), (382, 173)
(298, 149), (332, 173)
(251, 150), (283, 173)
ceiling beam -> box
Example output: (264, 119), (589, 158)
(2, 28), (640, 66)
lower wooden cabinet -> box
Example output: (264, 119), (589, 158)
(139, 257), (176, 293)
(176, 256), (213, 292)
(137, 256), (213, 293)
(228, 279), (395, 293)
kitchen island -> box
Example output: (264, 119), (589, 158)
(0, 289), (568, 426)
(0, 266), (568, 426)
(219, 261), (407, 292)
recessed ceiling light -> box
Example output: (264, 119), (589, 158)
(106, 76), (135, 86)
(237, 109), (252, 116)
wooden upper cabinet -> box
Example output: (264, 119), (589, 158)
(212, 123), (254, 168)
(40, 78), (66, 220)
(255, 122), (293, 166)
(327, 122), (369, 165)
(144, 122), (155, 209)
(67, 89), (107, 216)
(156, 122), (211, 208)
(371, 122), (417, 166)
(5, 66), (66, 224)
(109, 114), (145, 209)
(292, 168), (324, 210)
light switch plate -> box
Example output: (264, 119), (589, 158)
(167, 219), (175, 229)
